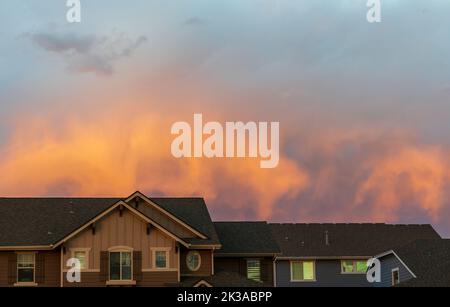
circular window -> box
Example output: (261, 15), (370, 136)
(186, 251), (201, 271)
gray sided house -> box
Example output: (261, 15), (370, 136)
(270, 223), (441, 287)
(375, 239), (450, 287)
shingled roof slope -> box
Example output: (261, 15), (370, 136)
(213, 222), (280, 255)
(389, 239), (450, 287)
(0, 196), (220, 247)
(150, 198), (220, 246)
(270, 223), (441, 257)
(0, 198), (119, 246)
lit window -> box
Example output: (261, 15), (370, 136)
(291, 261), (315, 281)
(247, 259), (261, 282)
(341, 260), (368, 274)
(155, 251), (167, 269)
(17, 253), (35, 283)
(74, 251), (87, 269)
(109, 251), (132, 281)
(186, 251), (201, 271)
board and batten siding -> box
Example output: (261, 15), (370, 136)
(375, 253), (415, 287)
(133, 198), (197, 239)
(275, 259), (373, 287)
(62, 207), (179, 286)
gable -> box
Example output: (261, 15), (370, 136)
(62, 206), (179, 271)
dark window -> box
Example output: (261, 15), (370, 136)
(109, 251), (132, 281)
(17, 253), (35, 283)
(392, 269), (400, 286)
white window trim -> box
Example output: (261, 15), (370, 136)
(290, 260), (316, 282)
(15, 252), (36, 286)
(151, 247), (171, 270)
(340, 259), (368, 275)
(391, 268), (400, 286)
(108, 247), (133, 282)
(70, 248), (91, 271)
(186, 250), (201, 272)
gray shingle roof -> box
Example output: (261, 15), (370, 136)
(213, 222), (280, 256)
(0, 196), (220, 247)
(270, 223), (441, 257)
(150, 198), (220, 246)
(389, 239), (450, 287)
(0, 198), (119, 246)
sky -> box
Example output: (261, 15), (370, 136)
(0, 1), (449, 236)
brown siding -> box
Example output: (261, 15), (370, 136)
(131, 198), (197, 239)
(180, 248), (213, 277)
(0, 250), (60, 287)
(0, 252), (10, 286)
(39, 250), (61, 287)
(64, 272), (103, 287)
(63, 271), (178, 287)
(62, 208), (179, 271)
(140, 271), (178, 287)
(215, 257), (274, 286)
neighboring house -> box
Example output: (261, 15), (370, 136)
(0, 191), (446, 287)
(375, 239), (450, 287)
(270, 223), (441, 287)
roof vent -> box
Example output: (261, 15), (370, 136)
(284, 236), (289, 241)
(325, 230), (330, 246)
(69, 201), (74, 214)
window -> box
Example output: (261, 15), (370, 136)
(155, 251), (167, 268)
(17, 253), (35, 283)
(291, 261), (315, 281)
(109, 251), (132, 281)
(186, 251), (201, 271)
(341, 260), (368, 274)
(392, 268), (400, 286)
(71, 249), (90, 270)
(246, 259), (261, 282)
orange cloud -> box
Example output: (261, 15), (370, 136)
(0, 108), (309, 220)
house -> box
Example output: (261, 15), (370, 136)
(0, 191), (446, 287)
(375, 239), (450, 287)
(0, 192), (279, 287)
(269, 223), (441, 287)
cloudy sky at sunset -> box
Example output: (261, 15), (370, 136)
(1, 1), (449, 236)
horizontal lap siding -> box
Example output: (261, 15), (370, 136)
(64, 272), (103, 287)
(63, 271), (178, 287)
(376, 254), (414, 287)
(140, 271), (178, 287)
(276, 260), (372, 287)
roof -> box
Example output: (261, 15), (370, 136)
(150, 198), (220, 246)
(213, 222), (280, 256)
(270, 223), (441, 258)
(175, 271), (267, 287)
(0, 195), (220, 248)
(0, 198), (119, 247)
(384, 239), (450, 287)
